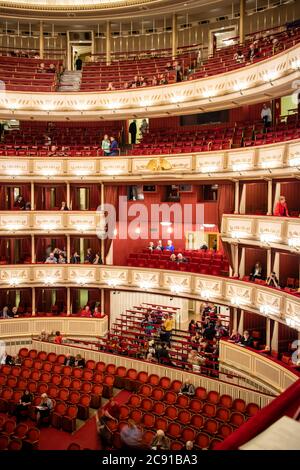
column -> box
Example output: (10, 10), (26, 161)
(266, 318), (271, 349)
(238, 309), (244, 334)
(233, 244), (239, 277)
(67, 287), (71, 315)
(234, 181), (240, 214)
(67, 235), (70, 263)
(172, 13), (178, 60)
(106, 21), (111, 66)
(267, 248), (272, 277)
(101, 288), (105, 315)
(31, 235), (35, 263)
(233, 307), (238, 331)
(30, 182), (34, 210)
(39, 21), (44, 59)
(239, 0), (245, 45)
(32, 287), (36, 316)
(66, 183), (70, 209)
(267, 179), (273, 215)
(101, 183), (105, 264)
(271, 320), (279, 355)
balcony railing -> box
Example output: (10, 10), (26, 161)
(0, 43), (299, 120)
(221, 214), (300, 253)
(0, 139), (299, 181)
(0, 265), (299, 329)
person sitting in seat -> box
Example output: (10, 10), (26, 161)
(38, 330), (49, 341)
(81, 305), (92, 317)
(240, 330), (254, 348)
(234, 50), (244, 63)
(71, 251), (80, 264)
(60, 201), (69, 211)
(266, 271), (280, 288)
(106, 82), (115, 91)
(54, 330), (63, 344)
(109, 136), (119, 156)
(179, 380), (195, 397)
(15, 390), (33, 422)
(148, 241), (155, 251)
(93, 252), (103, 265)
(84, 248), (94, 264)
(74, 354), (85, 368)
(151, 430), (170, 450)
(45, 252), (57, 264)
(64, 354), (75, 366)
(177, 253), (188, 263)
(274, 195), (289, 217)
(120, 419), (143, 449)
(58, 253), (66, 264)
(228, 329), (242, 343)
(250, 261), (263, 281)
(170, 253), (177, 262)
(35, 393), (53, 427)
(155, 240), (163, 251)
(165, 240), (175, 252)
(14, 195), (26, 210)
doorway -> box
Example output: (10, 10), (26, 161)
(67, 31), (94, 71)
(128, 118), (149, 144)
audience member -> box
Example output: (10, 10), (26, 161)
(106, 82), (115, 91)
(1, 306), (9, 318)
(234, 50), (244, 63)
(179, 380), (195, 396)
(54, 330), (63, 344)
(120, 419), (143, 449)
(14, 195), (26, 210)
(170, 253), (177, 262)
(60, 201), (69, 211)
(45, 252), (57, 264)
(15, 390), (33, 422)
(228, 329), (242, 343)
(165, 240), (175, 252)
(274, 195), (289, 217)
(39, 330), (49, 341)
(109, 136), (119, 156)
(240, 330), (254, 347)
(64, 354), (75, 366)
(148, 241), (155, 251)
(151, 430), (170, 450)
(71, 251), (80, 264)
(250, 261), (263, 281)
(35, 393), (53, 426)
(102, 134), (111, 156)
(266, 271), (280, 288)
(186, 441), (194, 450)
(177, 253), (188, 263)
(129, 120), (137, 144)
(74, 354), (85, 368)
(81, 305), (92, 317)
(155, 240), (163, 251)
(261, 103), (272, 127)
(85, 248), (94, 264)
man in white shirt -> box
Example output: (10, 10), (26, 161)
(45, 253), (57, 264)
(261, 103), (272, 127)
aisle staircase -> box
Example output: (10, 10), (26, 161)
(58, 70), (82, 92)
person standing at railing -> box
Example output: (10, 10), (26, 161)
(261, 103), (272, 128)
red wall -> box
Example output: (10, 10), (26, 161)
(243, 181), (268, 214)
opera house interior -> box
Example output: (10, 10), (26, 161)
(0, 0), (299, 456)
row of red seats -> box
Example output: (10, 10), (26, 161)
(0, 416), (40, 450)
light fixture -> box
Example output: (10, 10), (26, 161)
(291, 59), (300, 70)
(41, 169), (58, 177)
(160, 221), (172, 227)
(113, 228), (118, 236)
(105, 169), (122, 176)
(76, 277), (87, 286)
(232, 163), (251, 172)
(201, 289), (212, 300)
(41, 223), (57, 231)
(231, 231), (248, 239)
(107, 278), (120, 288)
(264, 70), (278, 85)
(260, 160), (280, 169)
(75, 170), (90, 177)
(288, 238), (300, 248)
(135, 227), (141, 234)
(8, 277), (20, 287)
(231, 296), (248, 306)
(260, 233), (279, 243)
(5, 223), (23, 232)
(259, 305), (279, 316)
(201, 165), (218, 173)
(203, 224), (215, 228)
(139, 99), (153, 108)
(44, 276), (56, 286)
(289, 155), (300, 167)
(170, 284), (183, 294)
(6, 169), (22, 177)
(75, 224), (90, 233)
(139, 280), (153, 290)
(234, 82), (247, 95)
(203, 89), (215, 101)
(171, 95), (184, 104)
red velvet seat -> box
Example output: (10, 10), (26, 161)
(164, 390), (177, 404)
(62, 405), (78, 433)
(129, 408), (143, 424)
(151, 387), (164, 401)
(195, 432), (211, 450)
(216, 406), (231, 422)
(232, 398), (246, 413)
(230, 411), (245, 427)
(165, 405), (178, 420)
(77, 394), (91, 420)
(90, 384), (103, 409)
(152, 402), (166, 416)
(190, 414), (204, 429)
(167, 422), (182, 439)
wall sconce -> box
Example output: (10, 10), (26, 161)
(139, 281), (153, 290)
(170, 284), (183, 294)
(107, 278), (120, 288)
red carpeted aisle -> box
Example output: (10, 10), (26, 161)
(39, 390), (131, 450)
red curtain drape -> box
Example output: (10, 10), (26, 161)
(104, 185), (119, 259)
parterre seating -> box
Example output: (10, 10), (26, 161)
(126, 249), (229, 277)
